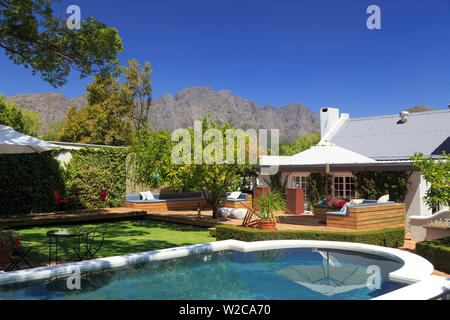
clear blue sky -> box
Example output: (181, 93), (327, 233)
(0, 0), (449, 118)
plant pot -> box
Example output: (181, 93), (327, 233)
(257, 221), (277, 231)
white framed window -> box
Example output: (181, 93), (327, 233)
(292, 176), (308, 191)
(332, 176), (356, 199)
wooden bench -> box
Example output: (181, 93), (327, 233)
(326, 203), (406, 230)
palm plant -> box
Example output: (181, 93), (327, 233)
(256, 191), (285, 222)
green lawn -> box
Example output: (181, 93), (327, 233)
(14, 220), (215, 265)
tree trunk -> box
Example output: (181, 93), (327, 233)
(212, 205), (218, 220)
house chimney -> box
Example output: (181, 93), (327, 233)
(320, 107), (340, 140)
(399, 111), (409, 123)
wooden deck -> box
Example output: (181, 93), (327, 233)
(146, 210), (366, 232)
(0, 208), (147, 229)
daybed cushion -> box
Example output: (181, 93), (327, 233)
(126, 192), (205, 203)
(228, 192), (241, 199)
(221, 192), (248, 201)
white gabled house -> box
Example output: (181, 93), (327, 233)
(258, 107), (450, 223)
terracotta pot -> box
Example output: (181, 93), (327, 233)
(257, 221), (277, 231)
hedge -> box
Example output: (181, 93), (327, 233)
(0, 147), (128, 216)
(215, 225), (405, 248)
(415, 237), (450, 273)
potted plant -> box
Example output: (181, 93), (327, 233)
(255, 191), (285, 230)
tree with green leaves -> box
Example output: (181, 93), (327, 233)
(0, 0), (123, 87)
(411, 152), (449, 211)
(41, 120), (63, 141)
(0, 94), (41, 136)
(131, 117), (255, 219)
(279, 131), (321, 156)
(58, 59), (153, 146)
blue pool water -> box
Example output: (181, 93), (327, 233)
(0, 248), (406, 300)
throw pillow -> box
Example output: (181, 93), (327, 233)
(350, 199), (364, 205)
(139, 192), (147, 200)
(228, 192), (241, 199)
(146, 191), (155, 200)
(378, 194), (390, 203)
(337, 200), (348, 208)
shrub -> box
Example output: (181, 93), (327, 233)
(0, 147), (128, 216)
(353, 171), (412, 203)
(216, 225), (405, 248)
(415, 237), (450, 273)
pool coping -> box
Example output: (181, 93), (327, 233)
(0, 240), (448, 300)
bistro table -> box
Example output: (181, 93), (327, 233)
(47, 229), (91, 265)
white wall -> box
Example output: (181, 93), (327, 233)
(404, 171), (433, 230)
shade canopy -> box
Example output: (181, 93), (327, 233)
(286, 141), (376, 165)
(0, 125), (58, 154)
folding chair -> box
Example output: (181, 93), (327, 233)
(5, 247), (34, 272)
(91, 190), (107, 202)
(241, 203), (261, 229)
(76, 225), (108, 261)
(3, 232), (34, 272)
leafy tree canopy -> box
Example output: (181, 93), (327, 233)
(0, 94), (41, 136)
(58, 59), (152, 146)
(411, 152), (449, 211)
(131, 117), (255, 219)
(0, 0), (123, 87)
(279, 131), (321, 156)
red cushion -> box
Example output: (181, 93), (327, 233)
(338, 200), (348, 208)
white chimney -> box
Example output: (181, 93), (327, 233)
(320, 107), (340, 140)
(399, 111), (409, 123)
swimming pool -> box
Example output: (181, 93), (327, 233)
(0, 240), (443, 300)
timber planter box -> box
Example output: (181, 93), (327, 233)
(326, 203), (406, 231)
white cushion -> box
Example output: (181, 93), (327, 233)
(378, 194), (390, 203)
(146, 191), (155, 200)
(228, 192), (241, 199)
(350, 199), (364, 205)
(139, 192), (147, 200)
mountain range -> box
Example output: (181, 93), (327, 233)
(7, 87), (320, 141)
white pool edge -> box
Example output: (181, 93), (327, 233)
(0, 240), (448, 300)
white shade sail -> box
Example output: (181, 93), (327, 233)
(0, 125), (58, 154)
(287, 141), (376, 165)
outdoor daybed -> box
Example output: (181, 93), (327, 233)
(314, 200), (406, 230)
(123, 192), (252, 212)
